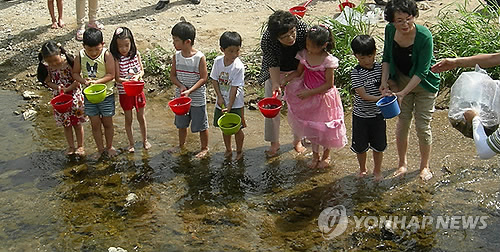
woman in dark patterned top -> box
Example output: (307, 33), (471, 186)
(259, 10), (308, 157)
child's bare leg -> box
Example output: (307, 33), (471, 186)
(89, 115), (105, 155)
(223, 133), (232, 158)
(48, 0), (58, 29)
(63, 126), (75, 155)
(308, 152), (320, 168)
(195, 129), (209, 158)
(137, 107), (150, 150)
(356, 152), (368, 177)
(168, 128), (188, 153)
(292, 134), (306, 153)
(74, 124), (85, 156)
(373, 151), (383, 181)
(56, 0), (64, 27)
(235, 129), (244, 160)
(317, 147), (330, 169)
(124, 110), (134, 153)
(102, 116), (116, 157)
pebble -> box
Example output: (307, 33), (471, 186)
(22, 109), (37, 121)
(22, 90), (40, 100)
(108, 247), (127, 252)
(125, 193), (139, 207)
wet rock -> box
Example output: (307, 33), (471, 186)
(22, 90), (40, 100)
(106, 174), (122, 186)
(22, 109), (36, 120)
(10, 78), (16, 83)
(125, 193), (139, 207)
(108, 247), (127, 252)
(382, 220), (396, 240)
(13, 110), (20, 115)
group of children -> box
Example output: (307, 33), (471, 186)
(37, 20), (389, 179)
(37, 27), (150, 158)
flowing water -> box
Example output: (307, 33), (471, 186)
(0, 89), (499, 251)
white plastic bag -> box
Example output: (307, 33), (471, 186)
(448, 65), (500, 138)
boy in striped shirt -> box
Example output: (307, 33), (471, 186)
(350, 35), (387, 181)
(170, 21), (209, 158)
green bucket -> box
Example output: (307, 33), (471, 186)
(84, 84), (107, 104)
(218, 112), (242, 135)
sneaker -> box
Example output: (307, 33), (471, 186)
(88, 21), (104, 30)
(155, 0), (169, 10)
(75, 28), (85, 41)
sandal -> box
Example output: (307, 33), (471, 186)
(88, 21), (104, 30)
(76, 28), (85, 41)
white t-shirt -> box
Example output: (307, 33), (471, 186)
(210, 55), (245, 109)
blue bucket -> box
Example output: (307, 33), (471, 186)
(376, 96), (400, 119)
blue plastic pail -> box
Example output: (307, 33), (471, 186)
(376, 96), (400, 119)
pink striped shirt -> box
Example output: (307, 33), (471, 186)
(117, 54), (141, 95)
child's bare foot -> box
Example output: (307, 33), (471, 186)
(75, 147), (85, 156)
(143, 140), (151, 150)
(58, 19), (65, 28)
(51, 22), (58, 29)
(127, 146), (135, 153)
(195, 148), (209, 159)
(317, 158), (330, 169)
(235, 151), (243, 161)
(294, 143), (307, 154)
(419, 167), (433, 181)
(357, 170), (368, 178)
(107, 147), (118, 157)
(167, 146), (186, 154)
(374, 172), (384, 182)
(65, 147), (75, 155)
(308, 157), (319, 168)
(224, 150), (233, 159)
(393, 166), (407, 178)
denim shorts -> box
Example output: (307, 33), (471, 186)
(174, 105), (209, 133)
(84, 94), (115, 117)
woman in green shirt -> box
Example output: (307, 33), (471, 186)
(380, 0), (440, 181)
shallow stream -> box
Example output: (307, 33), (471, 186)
(0, 89), (499, 251)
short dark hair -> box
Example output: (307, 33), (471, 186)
(351, 35), (376, 56)
(83, 27), (103, 47)
(171, 21), (196, 45)
(219, 31), (242, 49)
(384, 0), (419, 22)
(267, 10), (297, 40)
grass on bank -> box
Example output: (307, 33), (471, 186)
(142, 1), (500, 106)
(431, 0), (500, 87)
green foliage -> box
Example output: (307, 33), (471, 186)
(142, 46), (173, 87)
(320, 3), (377, 106)
(204, 50), (219, 73)
(431, 1), (500, 87)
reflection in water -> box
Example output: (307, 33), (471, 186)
(0, 92), (499, 251)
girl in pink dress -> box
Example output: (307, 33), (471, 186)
(37, 41), (87, 156)
(282, 25), (347, 168)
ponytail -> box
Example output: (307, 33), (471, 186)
(36, 52), (48, 84)
(59, 46), (74, 68)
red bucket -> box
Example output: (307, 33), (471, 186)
(339, 0), (355, 11)
(168, 96), (192, 115)
(289, 0), (313, 18)
(50, 90), (73, 113)
(258, 91), (282, 118)
(122, 80), (144, 96)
